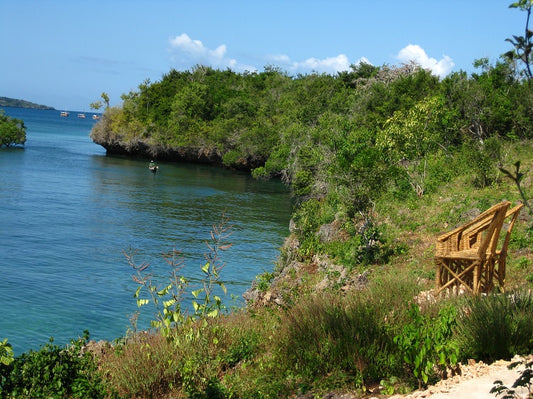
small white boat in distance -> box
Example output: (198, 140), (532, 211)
(60, 111), (69, 117)
(77, 113), (86, 119)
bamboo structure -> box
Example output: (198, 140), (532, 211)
(435, 201), (523, 295)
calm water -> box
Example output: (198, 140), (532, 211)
(0, 107), (292, 354)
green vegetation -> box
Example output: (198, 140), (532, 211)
(394, 304), (459, 388)
(456, 290), (533, 363)
(505, 0), (533, 80)
(0, 111), (26, 147)
(90, 58), (533, 204)
(90, 92), (110, 111)
(0, 332), (110, 398)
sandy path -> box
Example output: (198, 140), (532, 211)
(388, 356), (531, 399)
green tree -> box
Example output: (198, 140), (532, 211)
(332, 126), (390, 216)
(505, 0), (533, 80)
(90, 92), (111, 111)
(101, 92), (110, 108)
(0, 111), (26, 147)
(376, 95), (447, 196)
(89, 101), (102, 111)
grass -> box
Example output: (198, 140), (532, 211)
(455, 289), (533, 363)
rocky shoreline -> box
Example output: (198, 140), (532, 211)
(92, 137), (266, 172)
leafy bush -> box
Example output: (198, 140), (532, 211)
(0, 338), (14, 396)
(394, 304), (459, 388)
(0, 331), (109, 398)
(0, 111), (26, 147)
(222, 149), (243, 167)
(461, 137), (503, 188)
(0, 338), (13, 367)
(254, 270), (276, 292)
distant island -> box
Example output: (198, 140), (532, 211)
(0, 96), (55, 110)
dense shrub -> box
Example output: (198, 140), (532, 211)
(0, 111), (26, 147)
(0, 331), (109, 398)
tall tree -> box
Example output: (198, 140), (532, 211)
(505, 0), (533, 80)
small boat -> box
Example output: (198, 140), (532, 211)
(92, 114), (100, 120)
(60, 111), (69, 117)
(77, 113), (86, 119)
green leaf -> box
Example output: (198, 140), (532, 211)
(202, 262), (210, 274)
(220, 282), (227, 294)
(192, 289), (203, 298)
(163, 299), (176, 308)
(136, 298), (149, 307)
(158, 284), (172, 296)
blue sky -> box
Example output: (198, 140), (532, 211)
(0, 0), (525, 111)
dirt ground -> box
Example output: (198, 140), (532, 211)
(387, 355), (532, 399)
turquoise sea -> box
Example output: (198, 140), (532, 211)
(0, 107), (292, 354)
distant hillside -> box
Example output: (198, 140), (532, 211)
(0, 97), (55, 110)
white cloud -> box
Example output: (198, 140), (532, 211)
(267, 54), (291, 64)
(167, 34), (455, 79)
(296, 54), (351, 74)
(168, 33), (249, 71)
(396, 44), (454, 78)
(168, 33), (382, 76)
(267, 53), (368, 75)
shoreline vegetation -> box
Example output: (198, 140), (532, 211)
(0, 110), (26, 147)
(2, 3), (533, 396)
(0, 96), (55, 110)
